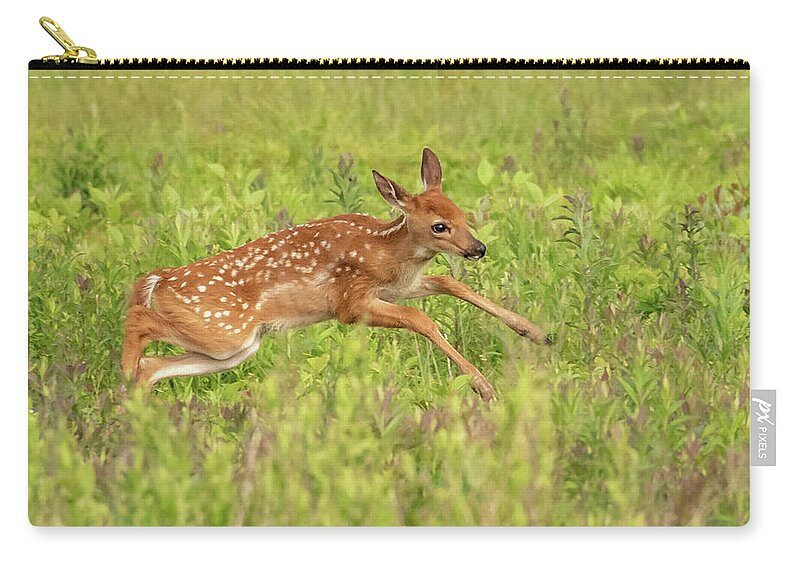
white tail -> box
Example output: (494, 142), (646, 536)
(121, 148), (548, 401)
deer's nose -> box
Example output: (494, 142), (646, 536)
(465, 240), (486, 260)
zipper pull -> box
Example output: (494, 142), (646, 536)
(39, 16), (99, 64)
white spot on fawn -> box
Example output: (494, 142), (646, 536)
(197, 285), (206, 292)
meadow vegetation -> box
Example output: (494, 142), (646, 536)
(28, 70), (749, 525)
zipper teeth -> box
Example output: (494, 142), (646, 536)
(30, 57), (750, 70)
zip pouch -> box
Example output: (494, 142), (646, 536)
(28, 17), (750, 526)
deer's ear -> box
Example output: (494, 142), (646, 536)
(420, 147), (442, 192)
(372, 170), (412, 209)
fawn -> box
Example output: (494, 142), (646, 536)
(121, 148), (548, 401)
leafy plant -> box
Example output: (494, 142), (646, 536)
(326, 153), (365, 213)
(53, 110), (118, 203)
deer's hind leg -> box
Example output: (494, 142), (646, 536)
(121, 304), (168, 382)
(121, 304), (262, 388)
(137, 336), (262, 388)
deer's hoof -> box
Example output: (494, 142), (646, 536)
(514, 321), (550, 345)
(472, 376), (496, 402)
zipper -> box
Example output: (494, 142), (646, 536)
(31, 16), (750, 71)
(38, 17), (99, 65)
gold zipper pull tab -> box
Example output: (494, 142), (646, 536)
(39, 16), (98, 64)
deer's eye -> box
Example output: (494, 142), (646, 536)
(431, 223), (448, 234)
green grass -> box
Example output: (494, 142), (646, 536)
(28, 70), (749, 525)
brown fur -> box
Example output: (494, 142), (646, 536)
(121, 149), (548, 400)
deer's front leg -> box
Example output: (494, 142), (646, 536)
(341, 299), (495, 401)
(413, 275), (550, 345)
